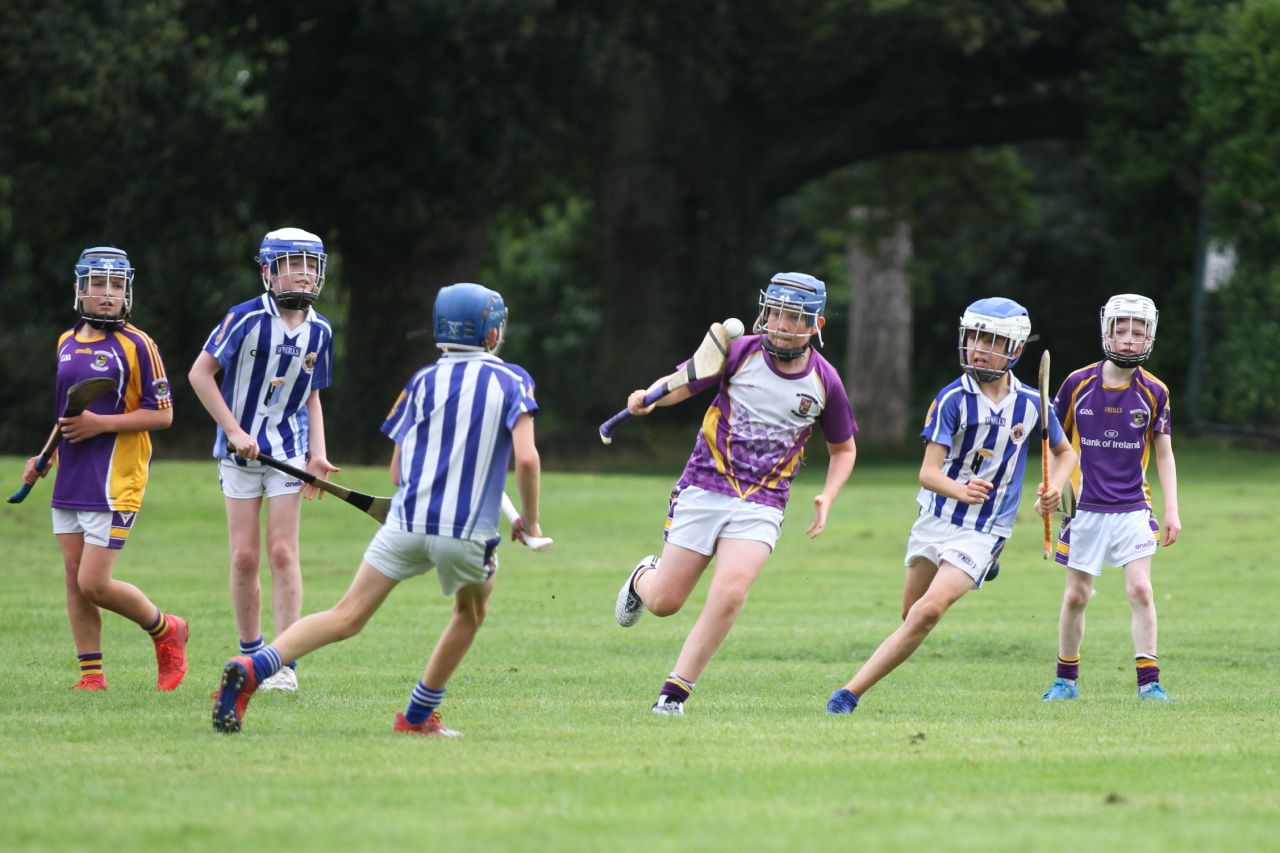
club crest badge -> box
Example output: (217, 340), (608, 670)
(792, 393), (819, 418)
(154, 379), (171, 400)
(303, 352), (318, 373)
(91, 351), (112, 372)
(1129, 409), (1147, 429)
(1011, 423), (1026, 443)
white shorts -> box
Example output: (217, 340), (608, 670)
(663, 484), (784, 556)
(1054, 508), (1158, 576)
(52, 508), (139, 550)
(904, 511), (1006, 586)
(218, 456), (305, 500)
(364, 526), (500, 596)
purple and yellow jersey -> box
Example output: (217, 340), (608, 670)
(917, 373), (1064, 537)
(51, 321), (173, 512)
(201, 295), (333, 460)
(381, 353), (538, 540)
(1054, 361), (1171, 513)
(677, 335), (856, 511)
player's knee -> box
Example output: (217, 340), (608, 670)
(1063, 587), (1091, 609)
(453, 597), (486, 626)
(229, 549), (258, 576)
(1127, 581), (1154, 608)
(76, 576), (110, 604)
(265, 541), (298, 571)
(645, 589), (684, 618)
(906, 598), (946, 631)
(710, 584), (750, 619)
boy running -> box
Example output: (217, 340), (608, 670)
(828, 297), (1075, 715)
(212, 282), (543, 735)
(614, 272), (857, 716)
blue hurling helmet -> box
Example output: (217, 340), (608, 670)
(257, 227), (327, 310)
(754, 272), (827, 361)
(958, 297), (1031, 383)
(433, 283), (507, 352)
(74, 246), (134, 331)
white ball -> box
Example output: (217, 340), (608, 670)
(723, 317), (745, 339)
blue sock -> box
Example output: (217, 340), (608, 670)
(249, 646), (284, 681)
(405, 682), (445, 725)
(240, 636), (265, 655)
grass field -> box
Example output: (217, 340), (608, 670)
(1, 440), (1276, 851)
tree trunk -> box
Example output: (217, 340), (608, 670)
(846, 208), (913, 446)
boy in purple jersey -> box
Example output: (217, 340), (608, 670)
(21, 247), (187, 691)
(613, 273), (857, 716)
(188, 228), (339, 692)
(1042, 294), (1182, 702)
(828, 297), (1075, 715)
(212, 283), (545, 736)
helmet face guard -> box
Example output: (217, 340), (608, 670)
(258, 228), (326, 311)
(1100, 294), (1157, 368)
(74, 247), (134, 331)
(433, 282), (507, 353)
(958, 297), (1031, 383)
(754, 272), (826, 361)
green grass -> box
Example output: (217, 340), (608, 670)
(0, 440), (1276, 851)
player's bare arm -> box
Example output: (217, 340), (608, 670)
(59, 406), (173, 443)
(1036, 438), (1077, 516)
(189, 350), (259, 458)
(302, 390), (339, 501)
(808, 436), (856, 538)
(918, 441), (991, 504)
(1154, 432), (1181, 546)
(511, 413), (543, 539)
(627, 376), (692, 415)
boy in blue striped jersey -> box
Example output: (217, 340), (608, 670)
(189, 228), (339, 692)
(212, 282), (543, 736)
(828, 297), (1076, 715)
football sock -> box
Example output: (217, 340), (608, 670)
(240, 636), (265, 655)
(659, 672), (694, 704)
(405, 683), (446, 725)
(249, 646), (284, 682)
(1135, 654), (1160, 689)
(1056, 654), (1080, 682)
(144, 610), (170, 640)
(78, 652), (104, 678)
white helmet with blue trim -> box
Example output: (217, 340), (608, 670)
(257, 227), (326, 310)
(74, 246), (134, 331)
(958, 297), (1031, 383)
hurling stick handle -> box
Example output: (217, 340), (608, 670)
(598, 385), (671, 444)
(7, 423), (65, 504)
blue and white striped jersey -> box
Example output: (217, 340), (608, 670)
(381, 352), (538, 540)
(201, 294), (334, 459)
(916, 372), (1064, 537)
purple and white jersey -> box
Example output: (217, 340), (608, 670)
(381, 352), (538, 541)
(677, 336), (856, 511)
(1054, 362), (1171, 514)
(201, 294), (333, 459)
(918, 372), (1064, 537)
(51, 322), (173, 512)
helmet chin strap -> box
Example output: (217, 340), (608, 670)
(271, 291), (316, 311)
(762, 339), (808, 361)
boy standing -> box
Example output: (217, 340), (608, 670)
(23, 246), (185, 690)
(1041, 294), (1181, 702)
(828, 297), (1075, 715)
(614, 272), (857, 716)
(212, 282), (543, 735)
(188, 228), (338, 692)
